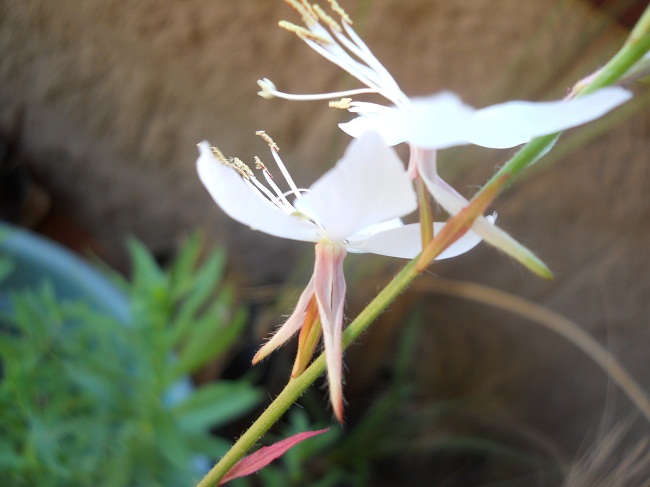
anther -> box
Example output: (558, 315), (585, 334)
(210, 146), (230, 165)
(329, 97), (352, 109)
(254, 156), (274, 180)
(327, 0), (352, 25)
(279, 20), (331, 43)
(312, 3), (341, 32)
(229, 157), (255, 180)
(284, 0), (318, 24)
(298, 0), (318, 21)
(256, 130), (280, 152)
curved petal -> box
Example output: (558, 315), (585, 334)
(313, 243), (347, 422)
(197, 142), (320, 242)
(402, 92), (476, 149)
(347, 222), (483, 259)
(349, 217), (403, 239)
(294, 132), (417, 242)
(252, 275), (316, 364)
(419, 164), (552, 277)
(338, 111), (407, 146)
(465, 87), (632, 148)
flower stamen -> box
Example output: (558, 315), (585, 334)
(283, 0), (318, 24)
(257, 77), (377, 101)
(279, 20), (330, 44)
(327, 0), (352, 25)
(255, 130), (280, 152)
(263, 1), (408, 108)
(312, 3), (342, 32)
(329, 97), (352, 109)
(225, 154), (255, 180)
(256, 131), (304, 200)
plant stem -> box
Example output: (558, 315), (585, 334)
(416, 174), (433, 248)
(197, 259), (420, 487)
(477, 3), (650, 198)
(578, 3), (650, 95)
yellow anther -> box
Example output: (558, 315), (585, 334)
(210, 146), (230, 165)
(327, 0), (352, 25)
(256, 130), (280, 152)
(313, 3), (341, 32)
(229, 157), (255, 180)
(298, 0), (318, 21)
(278, 20), (331, 43)
(254, 156), (271, 173)
(329, 97), (352, 109)
(283, 0), (317, 24)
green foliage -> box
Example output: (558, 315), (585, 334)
(0, 234), (260, 486)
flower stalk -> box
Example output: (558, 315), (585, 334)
(198, 180), (509, 486)
(480, 3), (650, 197)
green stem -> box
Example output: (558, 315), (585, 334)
(416, 174), (434, 248)
(196, 259), (420, 487)
(477, 4), (650, 197)
(578, 3), (650, 95)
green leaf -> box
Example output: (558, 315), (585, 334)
(0, 256), (15, 283)
(186, 434), (233, 459)
(169, 233), (204, 297)
(171, 304), (247, 379)
(126, 237), (166, 290)
(172, 382), (261, 433)
(170, 248), (228, 346)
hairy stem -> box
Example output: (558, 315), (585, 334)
(196, 259), (420, 486)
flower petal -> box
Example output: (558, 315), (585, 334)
(294, 132), (417, 242)
(347, 222), (483, 259)
(349, 217), (404, 239)
(465, 87), (632, 148)
(313, 243), (347, 422)
(401, 92), (476, 149)
(339, 107), (407, 146)
(419, 163), (553, 278)
(252, 275), (316, 364)
(197, 141), (320, 242)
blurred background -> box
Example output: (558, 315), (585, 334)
(1, 0), (649, 485)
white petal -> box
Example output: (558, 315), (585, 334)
(350, 217), (403, 239)
(418, 163), (551, 276)
(294, 132), (417, 242)
(465, 87), (632, 148)
(338, 105), (407, 146)
(197, 142), (319, 242)
(402, 92), (476, 149)
(347, 222), (483, 259)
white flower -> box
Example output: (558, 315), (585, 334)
(261, 1), (631, 151)
(197, 131), (485, 420)
(340, 89), (632, 150)
(258, 1), (632, 275)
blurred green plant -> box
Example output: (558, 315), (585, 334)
(0, 234), (261, 486)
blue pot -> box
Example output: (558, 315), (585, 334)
(0, 222), (130, 323)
